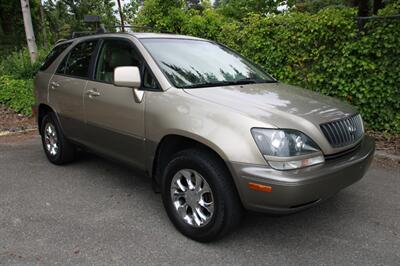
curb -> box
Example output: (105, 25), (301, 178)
(374, 150), (400, 162)
(0, 127), (37, 137)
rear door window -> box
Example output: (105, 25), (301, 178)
(57, 39), (98, 78)
(39, 42), (72, 71)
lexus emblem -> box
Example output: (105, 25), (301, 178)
(348, 125), (356, 134)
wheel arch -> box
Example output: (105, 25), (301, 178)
(37, 104), (62, 134)
(151, 133), (234, 191)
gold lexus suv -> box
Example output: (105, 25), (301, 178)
(34, 33), (375, 242)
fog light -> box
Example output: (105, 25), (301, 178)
(268, 155), (324, 170)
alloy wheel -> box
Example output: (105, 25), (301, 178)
(44, 122), (59, 156)
(170, 169), (214, 228)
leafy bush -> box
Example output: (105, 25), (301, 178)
(0, 75), (34, 116)
(181, 9), (233, 40)
(0, 47), (48, 79)
(230, 8), (400, 132)
(0, 47), (48, 116)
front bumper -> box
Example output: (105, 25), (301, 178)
(229, 136), (375, 213)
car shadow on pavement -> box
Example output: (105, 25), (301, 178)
(74, 150), (154, 188)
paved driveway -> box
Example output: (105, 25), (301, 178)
(0, 136), (399, 265)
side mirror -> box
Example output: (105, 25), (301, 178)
(114, 66), (141, 88)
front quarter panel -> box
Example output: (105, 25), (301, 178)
(145, 88), (273, 166)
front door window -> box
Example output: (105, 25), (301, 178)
(95, 39), (141, 83)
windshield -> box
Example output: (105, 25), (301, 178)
(140, 38), (276, 88)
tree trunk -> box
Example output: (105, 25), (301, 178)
(39, 0), (48, 49)
(358, 0), (369, 17)
(20, 0), (38, 63)
(373, 0), (383, 14)
(117, 0), (125, 32)
(351, 0), (359, 7)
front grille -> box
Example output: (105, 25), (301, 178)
(320, 114), (364, 148)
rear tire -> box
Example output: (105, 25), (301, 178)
(40, 113), (76, 165)
(161, 149), (243, 242)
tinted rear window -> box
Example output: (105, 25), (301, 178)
(39, 42), (72, 71)
(57, 40), (98, 78)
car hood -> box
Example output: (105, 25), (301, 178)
(183, 82), (356, 128)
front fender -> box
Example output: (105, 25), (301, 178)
(145, 88), (274, 165)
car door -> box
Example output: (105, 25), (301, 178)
(84, 38), (146, 169)
(49, 39), (98, 142)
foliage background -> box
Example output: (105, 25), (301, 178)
(0, 0), (399, 133)
(0, 48), (48, 115)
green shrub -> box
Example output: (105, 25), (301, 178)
(181, 9), (233, 40)
(227, 8), (400, 132)
(0, 47), (48, 79)
(0, 75), (34, 116)
(0, 47), (48, 116)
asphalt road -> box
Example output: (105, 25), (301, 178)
(0, 136), (399, 265)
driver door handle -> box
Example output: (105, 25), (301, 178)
(87, 89), (101, 98)
(50, 81), (60, 89)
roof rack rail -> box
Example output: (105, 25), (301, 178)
(71, 31), (98, 38)
(55, 39), (69, 44)
(115, 25), (152, 29)
(54, 24), (174, 44)
(114, 25), (175, 34)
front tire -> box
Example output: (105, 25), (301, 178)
(40, 113), (76, 165)
(161, 149), (243, 242)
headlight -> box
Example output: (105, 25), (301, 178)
(251, 128), (324, 170)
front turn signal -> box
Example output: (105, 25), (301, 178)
(248, 182), (272, 192)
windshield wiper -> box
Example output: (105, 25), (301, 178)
(231, 78), (277, 85)
(183, 81), (233, 88)
(183, 78), (276, 89)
